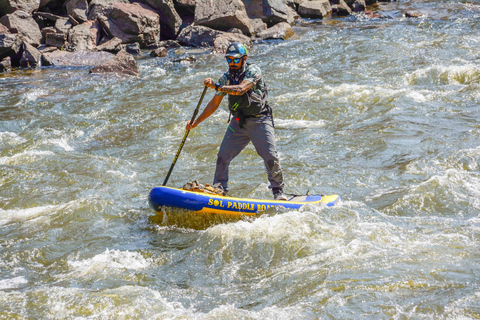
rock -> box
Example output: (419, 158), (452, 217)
(33, 12), (65, 22)
(244, 0), (298, 26)
(175, 0), (195, 7)
(255, 21), (294, 40)
(0, 56), (11, 72)
(41, 26), (55, 43)
(140, 0), (182, 40)
(177, 25), (223, 47)
(213, 32), (252, 53)
(297, 0), (332, 19)
(344, 0), (366, 12)
(120, 42), (141, 55)
(150, 46), (167, 57)
(97, 2), (160, 48)
(156, 39), (180, 48)
(19, 41), (42, 67)
(405, 11), (424, 18)
(0, 22), (9, 34)
(66, 0), (89, 23)
(55, 18), (73, 35)
(89, 49), (138, 76)
(250, 18), (267, 36)
(87, 0), (133, 20)
(172, 55), (196, 63)
(41, 49), (114, 66)
(0, 0), (40, 15)
(0, 10), (43, 46)
(331, 0), (352, 16)
(45, 32), (67, 48)
(68, 20), (101, 51)
(0, 33), (22, 62)
(195, 0), (254, 36)
(95, 36), (122, 53)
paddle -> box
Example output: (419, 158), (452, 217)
(163, 86), (208, 186)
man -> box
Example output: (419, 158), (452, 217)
(186, 42), (287, 200)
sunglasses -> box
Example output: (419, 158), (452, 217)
(226, 57), (241, 64)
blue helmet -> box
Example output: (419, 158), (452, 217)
(225, 42), (248, 58)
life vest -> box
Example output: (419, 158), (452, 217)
(227, 63), (269, 117)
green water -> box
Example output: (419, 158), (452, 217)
(1, 1), (480, 319)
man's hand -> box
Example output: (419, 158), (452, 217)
(186, 120), (197, 131)
(204, 78), (215, 89)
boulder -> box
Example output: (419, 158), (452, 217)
(0, 33), (22, 62)
(243, 0), (298, 26)
(19, 41), (42, 67)
(149, 46), (167, 57)
(45, 32), (67, 48)
(343, 0), (366, 12)
(195, 0), (254, 36)
(89, 49), (138, 76)
(87, 0), (131, 20)
(0, 22), (9, 34)
(140, 0), (182, 39)
(213, 32), (252, 53)
(331, 0), (352, 16)
(255, 21), (294, 40)
(55, 18), (73, 35)
(250, 18), (267, 36)
(41, 49), (114, 66)
(120, 42), (140, 55)
(297, 0), (332, 19)
(156, 39), (180, 48)
(0, 56), (11, 72)
(66, 0), (89, 23)
(175, 0), (195, 7)
(97, 2), (160, 48)
(0, 10), (43, 46)
(95, 36), (122, 53)
(177, 24), (223, 47)
(68, 20), (101, 51)
(0, 0), (40, 15)
(405, 11), (424, 18)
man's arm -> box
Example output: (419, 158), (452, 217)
(204, 78), (254, 96)
(186, 94), (224, 130)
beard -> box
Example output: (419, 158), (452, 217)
(229, 60), (245, 74)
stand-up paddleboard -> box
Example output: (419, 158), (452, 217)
(149, 186), (341, 215)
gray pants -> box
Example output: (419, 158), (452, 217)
(214, 115), (284, 191)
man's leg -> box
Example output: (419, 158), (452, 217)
(247, 116), (285, 192)
(213, 119), (250, 191)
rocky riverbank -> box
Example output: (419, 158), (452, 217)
(0, 0), (396, 75)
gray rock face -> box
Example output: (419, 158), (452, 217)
(97, 2), (160, 48)
(19, 41), (42, 67)
(195, 0), (254, 36)
(68, 20), (101, 51)
(297, 0), (332, 19)
(141, 0), (182, 40)
(0, 10), (43, 46)
(0, 0), (40, 15)
(89, 49), (139, 76)
(256, 22), (294, 40)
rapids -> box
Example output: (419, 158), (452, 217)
(1, 1), (480, 319)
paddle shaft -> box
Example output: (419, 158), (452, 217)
(162, 86), (208, 186)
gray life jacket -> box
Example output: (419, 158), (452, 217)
(227, 63), (269, 117)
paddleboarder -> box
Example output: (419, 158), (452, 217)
(186, 42), (287, 201)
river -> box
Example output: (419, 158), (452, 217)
(1, 0), (480, 319)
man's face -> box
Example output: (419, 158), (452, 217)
(226, 56), (245, 71)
